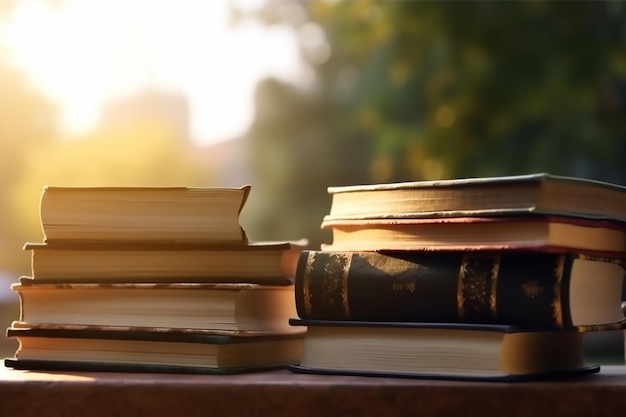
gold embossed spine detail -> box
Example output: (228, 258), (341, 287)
(551, 255), (565, 328)
(457, 254), (500, 322)
(301, 251), (352, 320)
(316, 252), (352, 320)
(302, 251), (316, 318)
(490, 258), (500, 319)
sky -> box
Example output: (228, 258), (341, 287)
(1, 0), (303, 145)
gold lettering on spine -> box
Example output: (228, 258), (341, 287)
(457, 255), (500, 321)
(551, 256), (565, 328)
(302, 252), (316, 318)
(457, 262), (465, 318)
(338, 253), (351, 319)
(490, 259), (500, 319)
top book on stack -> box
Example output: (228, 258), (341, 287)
(324, 173), (626, 221)
(37, 185), (251, 244)
(322, 173), (626, 254)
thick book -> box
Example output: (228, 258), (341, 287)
(12, 282), (303, 333)
(324, 173), (626, 223)
(5, 323), (304, 374)
(288, 319), (600, 382)
(38, 185), (251, 243)
(321, 215), (626, 255)
(24, 240), (304, 284)
(294, 250), (626, 331)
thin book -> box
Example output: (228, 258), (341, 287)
(23, 240), (304, 284)
(324, 173), (626, 223)
(321, 215), (626, 255)
(6, 323), (304, 374)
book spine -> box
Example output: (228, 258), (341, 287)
(295, 250), (582, 330)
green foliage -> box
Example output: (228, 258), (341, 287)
(243, 0), (626, 247)
(311, 0), (626, 182)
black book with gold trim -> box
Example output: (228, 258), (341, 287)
(295, 250), (625, 331)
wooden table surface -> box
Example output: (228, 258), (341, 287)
(1, 365), (626, 417)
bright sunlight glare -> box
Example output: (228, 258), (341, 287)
(3, 0), (302, 145)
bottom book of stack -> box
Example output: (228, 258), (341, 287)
(288, 319), (602, 382)
(5, 322), (305, 374)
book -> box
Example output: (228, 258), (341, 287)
(37, 185), (251, 243)
(12, 282), (303, 333)
(324, 173), (626, 223)
(294, 250), (626, 331)
(5, 323), (304, 374)
(321, 216), (626, 254)
(288, 319), (600, 381)
(24, 241), (303, 284)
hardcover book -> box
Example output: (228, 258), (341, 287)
(324, 173), (626, 223)
(13, 282), (303, 333)
(24, 240), (304, 284)
(5, 323), (304, 374)
(321, 215), (626, 254)
(37, 185), (251, 243)
(294, 250), (626, 331)
(288, 319), (600, 382)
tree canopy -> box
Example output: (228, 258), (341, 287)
(242, 0), (626, 247)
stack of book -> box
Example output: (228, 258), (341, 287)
(289, 173), (626, 381)
(5, 185), (305, 374)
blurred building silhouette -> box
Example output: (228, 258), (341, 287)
(100, 88), (252, 187)
(191, 136), (252, 187)
(101, 89), (190, 142)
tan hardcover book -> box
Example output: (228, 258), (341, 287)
(38, 185), (251, 243)
(289, 320), (601, 382)
(6, 322), (304, 374)
(324, 173), (626, 222)
(321, 215), (626, 254)
(24, 241), (304, 284)
(12, 282), (302, 333)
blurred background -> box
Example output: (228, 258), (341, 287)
(0, 0), (625, 362)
